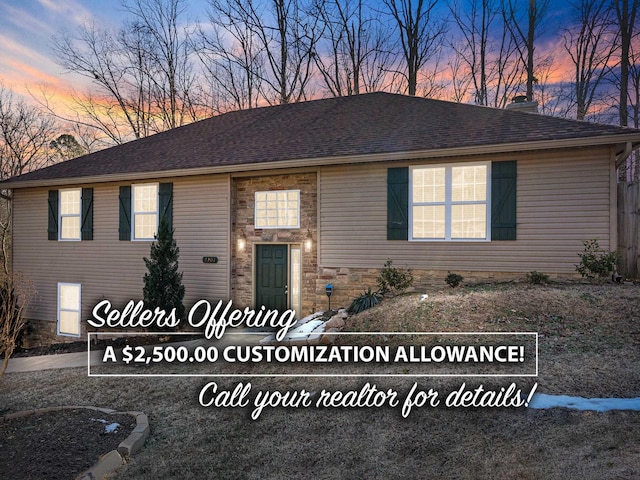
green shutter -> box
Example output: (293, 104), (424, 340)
(47, 190), (58, 240)
(491, 161), (517, 240)
(387, 167), (409, 240)
(119, 186), (131, 241)
(81, 188), (93, 241)
(159, 183), (173, 231)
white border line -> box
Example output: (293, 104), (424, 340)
(88, 331), (539, 378)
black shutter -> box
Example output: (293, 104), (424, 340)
(119, 186), (131, 241)
(47, 190), (58, 240)
(387, 167), (409, 240)
(81, 188), (93, 241)
(159, 182), (173, 231)
(491, 161), (517, 240)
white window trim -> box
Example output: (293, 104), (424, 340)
(131, 182), (159, 241)
(290, 246), (302, 319)
(59, 188), (82, 241)
(57, 282), (81, 337)
(409, 162), (491, 242)
(254, 189), (301, 229)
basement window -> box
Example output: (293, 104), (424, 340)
(57, 283), (81, 337)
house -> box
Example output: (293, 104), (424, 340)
(3, 92), (640, 345)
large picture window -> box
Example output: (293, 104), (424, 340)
(255, 190), (300, 228)
(132, 183), (159, 240)
(58, 283), (81, 337)
(411, 163), (490, 241)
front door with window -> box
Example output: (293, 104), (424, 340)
(255, 244), (288, 311)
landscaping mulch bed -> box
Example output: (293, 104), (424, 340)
(0, 409), (135, 480)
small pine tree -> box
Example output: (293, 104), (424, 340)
(143, 217), (185, 321)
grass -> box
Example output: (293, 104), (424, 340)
(1, 283), (640, 479)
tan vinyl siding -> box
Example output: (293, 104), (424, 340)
(13, 174), (230, 325)
(319, 147), (614, 273)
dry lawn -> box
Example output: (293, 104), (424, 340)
(1, 283), (639, 479)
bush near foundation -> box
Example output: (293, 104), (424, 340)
(377, 259), (414, 296)
(445, 272), (464, 288)
(526, 271), (549, 285)
(347, 288), (382, 315)
(576, 239), (620, 281)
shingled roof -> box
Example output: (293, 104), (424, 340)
(5, 92), (640, 187)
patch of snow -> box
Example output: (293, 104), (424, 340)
(297, 312), (325, 325)
(104, 422), (121, 434)
(529, 393), (640, 412)
(287, 320), (324, 335)
(90, 417), (122, 433)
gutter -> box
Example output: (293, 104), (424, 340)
(3, 133), (640, 189)
(615, 141), (635, 168)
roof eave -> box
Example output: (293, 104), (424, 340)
(3, 133), (640, 189)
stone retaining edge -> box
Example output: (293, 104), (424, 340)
(1, 405), (149, 480)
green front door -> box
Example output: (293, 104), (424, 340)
(255, 244), (288, 311)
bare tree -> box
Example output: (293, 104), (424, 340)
(52, 22), (150, 143)
(502, 0), (550, 101)
(50, 0), (198, 143)
(533, 55), (573, 118)
(446, 42), (474, 102)
(449, 0), (494, 104)
(449, 0), (522, 106)
(614, 0), (639, 126)
(0, 86), (58, 273)
(383, 0), (447, 96)
(0, 272), (35, 377)
(209, 0), (322, 105)
(629, 36), (640, 129)
(122, 0), (199, 128)
(0, 87), (56, 181)
(313, 0), (394, 96)
(195, 0), (265, 112)
(562, 0), (618, 120)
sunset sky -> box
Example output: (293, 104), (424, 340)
(1, 1), (119, 98)
(1, 0), (573, 114)
(0, 0), (207, 109)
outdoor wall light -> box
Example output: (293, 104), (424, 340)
(238, 230), (247, 252)
(304, 229), (313, 252)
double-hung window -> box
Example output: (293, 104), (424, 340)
(48, 188), (93, 241)
(119, 182), (172, 241)
(59, 189), (81, 240)
(411, 163), (490, 241)
(132, 183), (159, 240)
(58, 283), (81, 337)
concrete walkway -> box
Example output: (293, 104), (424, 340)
(6, 313), (336, 374)
(6, 350), (104, 373)
(5, 334), (260, 374)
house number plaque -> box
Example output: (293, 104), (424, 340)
(202, 257), (218, 264)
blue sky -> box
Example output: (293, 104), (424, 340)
(0, 0), (570, 108)
(0, 0), (208, 104)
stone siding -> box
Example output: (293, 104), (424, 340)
(315, 267), (582, 310)
(231, 172), (320, 315)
